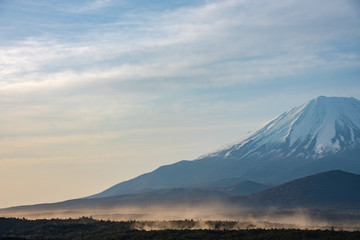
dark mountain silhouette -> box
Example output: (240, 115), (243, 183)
(245, 170), (360, 207)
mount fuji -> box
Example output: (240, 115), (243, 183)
(92, 96), (360, 198)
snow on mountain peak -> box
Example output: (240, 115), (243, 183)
(201, 96), (360, 160)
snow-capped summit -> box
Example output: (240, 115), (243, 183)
(202, 96), (360, 160)
(90, 96), (360, 198)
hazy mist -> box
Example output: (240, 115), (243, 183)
(2, 204), (360, 231)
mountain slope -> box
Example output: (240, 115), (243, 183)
(223, 181), (271, 195)
(91, 96), (360, 198)
(246, 170), (360, 207)
(0, 188), (230, 218)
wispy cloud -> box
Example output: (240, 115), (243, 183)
(1, 0), (359, 92)
(53, 0), (119, 13)
(1, 0), (359, 142)
(1, 0), (359, 139)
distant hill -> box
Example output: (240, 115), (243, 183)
(0, 188), (229, 216)
(245, 170), (360, 208)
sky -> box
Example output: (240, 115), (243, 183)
(0, 0), (360, 208)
